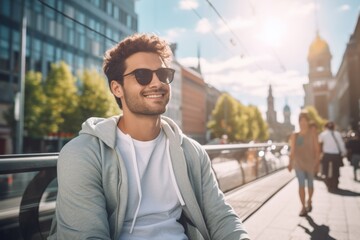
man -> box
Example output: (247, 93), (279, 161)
(48, 33), (250, 240)
(319, 121), (346, 192)
(346, 131), (360, 181)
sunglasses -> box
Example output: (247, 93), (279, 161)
(123, 68), (175, 86)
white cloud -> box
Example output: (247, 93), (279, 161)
(338, 4), (351, 12)
(216, 17), (255, 34)
(196, 18), (212, 34)
(179, 0), (199, 10)
(179, 55), (307, 99)
(163, 28), (187, 42)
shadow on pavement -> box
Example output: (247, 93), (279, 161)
(298, 215), (336, 240)
(330, 188), (360, 196)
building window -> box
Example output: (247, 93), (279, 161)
(55, 47), (62, 63)
(75, 11), (85, 25)
(11, 0), (22, 21)
(114, 6), (119, 20)
(0, 74), (11, 102)
(0, 25), (10, 70)
(106, 1), (113, 16)
(120, 9), (127, 26)
(12, 30), (20, 72)
(63, 51), (73, 69)
(78, 34), (86, 50)
(131, 17), (137, 31)
(1, 0), (11, 17)
(32, 38), (42, 71)
(48, 20), (56, 37)
(36, 14), (43, 32)
(56, 22), (63, 40)
(64, 3), (75, 19)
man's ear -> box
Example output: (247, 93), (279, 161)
(110, 80), (123, 98)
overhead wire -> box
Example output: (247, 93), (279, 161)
(205, 0), (287, 72)
(191, 8), (234, 55)
(204, 0), (251, 57)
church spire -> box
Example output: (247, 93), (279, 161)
(197, 43), (202, 74)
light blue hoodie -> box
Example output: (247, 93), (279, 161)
(48, 115), (250, 240)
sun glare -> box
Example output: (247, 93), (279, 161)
(258, 18), (287, 47)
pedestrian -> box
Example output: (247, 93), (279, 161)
(345, 130), (360, 181)
(48, 33), (250, 240)
(319, 121), (347, 192)
(288, 111), (320, 216)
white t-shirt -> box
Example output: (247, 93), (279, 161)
(318, 129), (346, 155)
(116, 128), (187, 240)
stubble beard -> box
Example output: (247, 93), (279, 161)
(123, 90), (169, 116)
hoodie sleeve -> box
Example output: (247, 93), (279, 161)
(183, 138), (250, 240)
(50, 135), (111, 240)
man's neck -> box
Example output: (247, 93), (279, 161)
(118, 114), (162, 141)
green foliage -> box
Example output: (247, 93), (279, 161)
(207, 93), (269, 142)
(3, 61), (122, 146)
(246, 105), (269, 141)
(78, 69), (120, 121)
(24, 71), (48, 137)
(304, 106), (327, 132)
(43, 61), (79, 134)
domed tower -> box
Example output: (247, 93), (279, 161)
(308, 33), (333, 81)
(283, 102), (291, 125)
(305, 32), (333, 118)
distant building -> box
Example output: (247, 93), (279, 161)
(303, 33), (335, 119)
(164, 43), (182, 128)
(330, 14), (360, 131)
(181, 66), (207, 144)
(0, 0), (137, 153)
(266, 85), (294, 142)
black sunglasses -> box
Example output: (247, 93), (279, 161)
(123, 68), (175, 86)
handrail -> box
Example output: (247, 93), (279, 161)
(202, 142), (287, 152)
(0, 142), (288, 174)
(0, 142), (289, 240)
(0, 153), (58, 174)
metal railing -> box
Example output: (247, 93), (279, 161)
(0, 142), (289, 240)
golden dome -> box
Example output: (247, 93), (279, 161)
(308, 34), (331, 58)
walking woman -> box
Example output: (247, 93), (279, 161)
(288, 111), (320, 216)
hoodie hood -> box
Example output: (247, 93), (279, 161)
(79, 115), (184, 149)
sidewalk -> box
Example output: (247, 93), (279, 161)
(243, 163), (360, 240)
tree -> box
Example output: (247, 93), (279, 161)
(207, 93), (269, 142)
(24, 71), (48, 137)
(246, 105), (269, 141)
(43, 61), (79, 135)
(78, 69), (120, 122)
(207, 93), (239, 142)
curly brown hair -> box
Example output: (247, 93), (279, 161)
(103, 33), (172, 109)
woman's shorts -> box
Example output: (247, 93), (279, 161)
(295, 169), (314, 188)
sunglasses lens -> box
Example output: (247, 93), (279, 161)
(130, 68), (175, 85)
(156, 68), (174, 84)
(134, 69), (153, 85)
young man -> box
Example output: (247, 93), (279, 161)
(319, 121), (346, 192)
(48, 33), (250, 240)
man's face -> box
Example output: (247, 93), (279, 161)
(115, 52), (171, 116)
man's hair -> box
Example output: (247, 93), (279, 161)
(325, 121), (335, 130)
(103, 33), (172, 109)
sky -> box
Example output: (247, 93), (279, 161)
(135, 0), (360, 129)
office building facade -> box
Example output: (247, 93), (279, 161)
(0, 0), (137, 154)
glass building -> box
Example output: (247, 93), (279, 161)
(0, 0), (137, 154)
